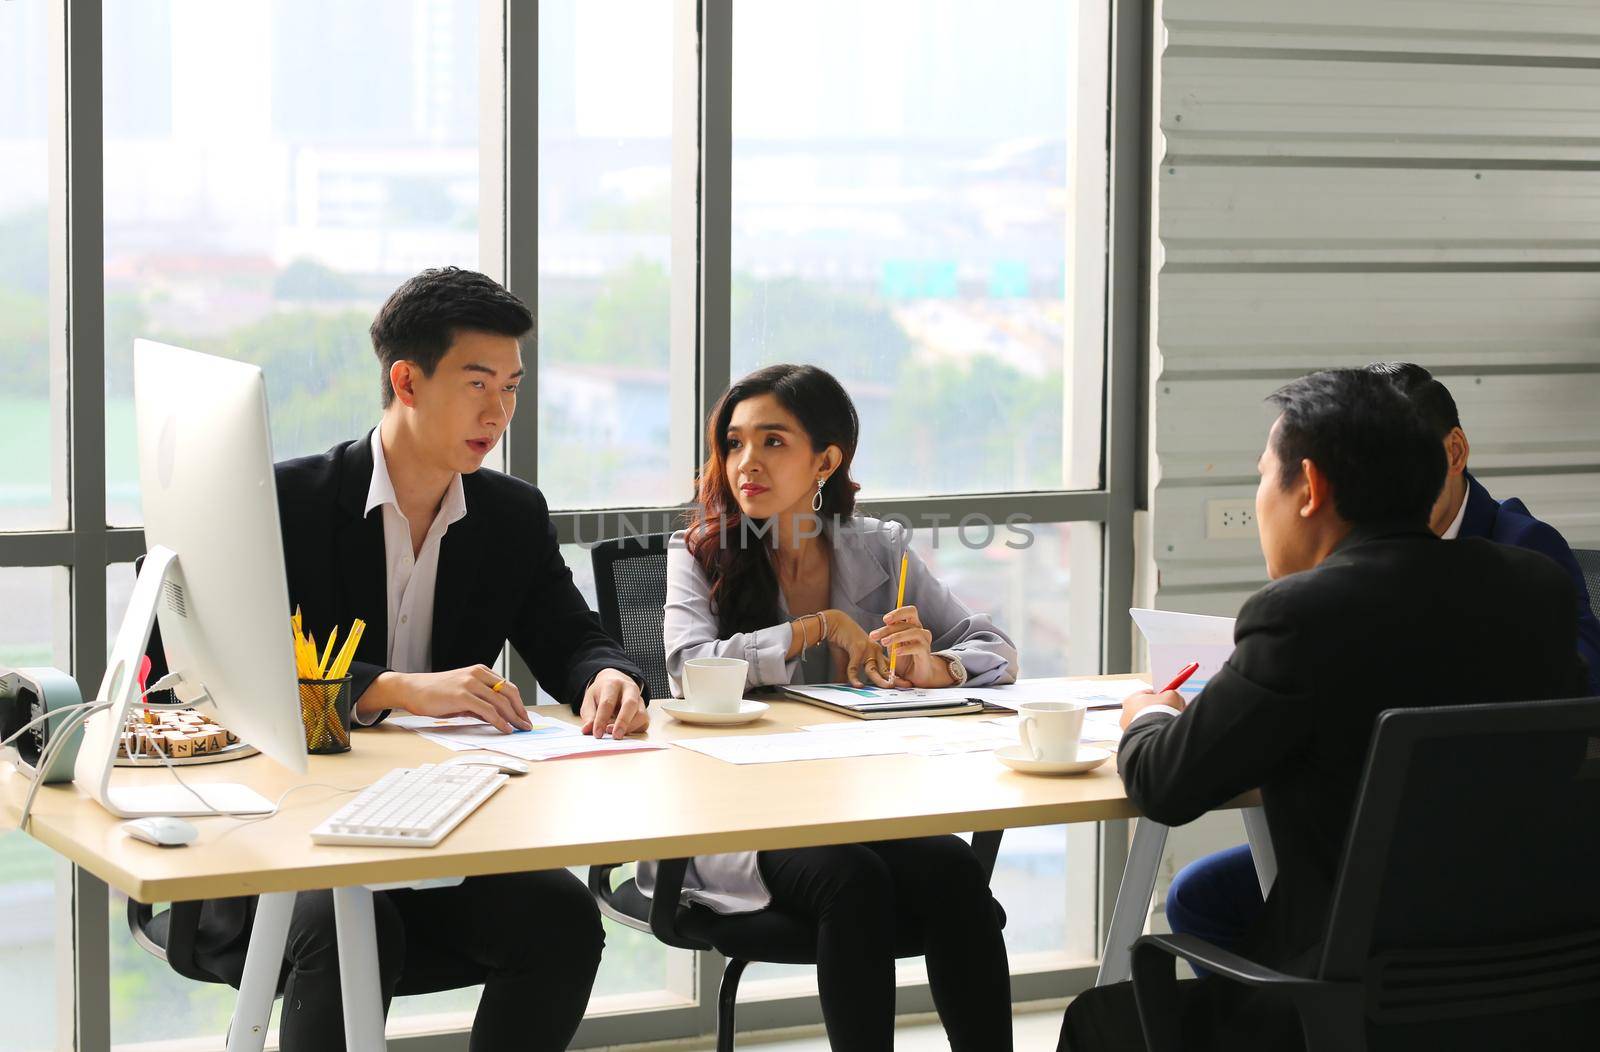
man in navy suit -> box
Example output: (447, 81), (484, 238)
(1379, 362), (1600, 690)
(1160, 361), (1600, 973)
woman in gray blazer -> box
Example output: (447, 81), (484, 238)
(654, 364), (1015, 1052)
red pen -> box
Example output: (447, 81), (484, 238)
(1159, 662), (1200, 694)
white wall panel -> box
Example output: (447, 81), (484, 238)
(1151, 0), (1600, 621)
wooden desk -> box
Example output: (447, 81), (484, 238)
(2, 690), (1270, 1051)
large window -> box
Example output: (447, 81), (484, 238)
(0, 567), (69, 1052)
(0, 0), (60, 531)
(0, 4), (61, 1049)
(731, 0), (1106, 498)
(6, 2), (1133, 1047)
(102, 0), (481, 526)
(537, 0), (687, 509)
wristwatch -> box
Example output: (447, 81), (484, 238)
(939, 651), (968, 687)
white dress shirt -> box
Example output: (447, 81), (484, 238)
(354, 428), (467, 722)
(1440, 483), (1469, 540)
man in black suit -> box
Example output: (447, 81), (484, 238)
(187, 268), (650, 1052)
(1059, 369), (1589, 1051)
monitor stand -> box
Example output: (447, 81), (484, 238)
(75, 546), (274, 818)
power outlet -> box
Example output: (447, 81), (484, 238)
(1206, 498), (1257, 539)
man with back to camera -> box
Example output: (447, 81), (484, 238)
(1057, 369), (1589, 1051)
(1162, 361), (1600, 979)
(179, 267), (651, 1051)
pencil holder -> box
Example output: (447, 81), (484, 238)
(299, 676), (353, 754)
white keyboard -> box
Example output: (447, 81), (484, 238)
(310, 764), (507, 847)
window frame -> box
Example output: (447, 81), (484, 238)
(3, 0), (1150, 1046)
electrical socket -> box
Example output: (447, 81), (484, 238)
(1206, 498), (1257, 539)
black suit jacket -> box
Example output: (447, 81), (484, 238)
(277, 434), (644, 715)
(188, 435), (645, 977)
(1119, 524), (1589, 1048)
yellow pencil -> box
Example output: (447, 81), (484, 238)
(889, 550), (909, 681)
(318, 627), (339, 678)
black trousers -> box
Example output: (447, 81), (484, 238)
(757, 835), (1013, 1052)
(201, 870), (603, 1052)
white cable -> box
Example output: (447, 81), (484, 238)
(2, 700), (103, 750)
(138, 737), (369, 821)
(226, 781), (372, 826)
(9, 679), (367, 831)
(3, 673), (188, 753)
(13, 701), (109, 833)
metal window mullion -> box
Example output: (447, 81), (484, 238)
(695, 0), (732, 466)
(0, 531), (75, 566)
(1100, 0), (1150, 677)
(50, 1), (113, 1050)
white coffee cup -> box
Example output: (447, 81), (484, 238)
(681, 657), (748, 714)
(1017, 701), (1086, 763)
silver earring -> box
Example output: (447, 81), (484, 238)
(812, 477), (825, 513)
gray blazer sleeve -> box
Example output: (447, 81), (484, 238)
(900, 545), (1018, 686)
(663, 537), (795, 696)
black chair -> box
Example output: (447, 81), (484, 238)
(1130, 696), (1600, 1052)
(590, 833), (1006, 1052)
(127, 899), (230, 984)
(587, 533), (1008, 1050)
(1574, 548), (1600, 624)
(591, 533), (674, 701)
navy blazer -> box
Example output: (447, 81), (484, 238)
(1460, 473), (1600, 694)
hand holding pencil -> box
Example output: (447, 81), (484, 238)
(867, 551), (950, 689)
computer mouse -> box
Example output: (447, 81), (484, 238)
(446, 755), (529, 775)
(121, 816), (199, 847)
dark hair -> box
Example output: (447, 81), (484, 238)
(369, 267), (533, 407)
(1365, 361), (1462, 441)
(686, 364), (862, 637)
(1265, 368), (1446, 526)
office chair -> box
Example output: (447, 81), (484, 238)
(1573, 548), (1600, 624)
(1130, 696), (1600, 1052)
(127, 899), (226, 985)
(591, 835), (1005, 1052)
(591, 533), (674, 701)
(587, 533), (1009, 1050)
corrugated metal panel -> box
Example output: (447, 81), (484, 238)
(1151, 0), (1600, 616)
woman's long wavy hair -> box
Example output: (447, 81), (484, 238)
(686, 364), (861, 637)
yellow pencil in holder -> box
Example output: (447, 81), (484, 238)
(298, 676), (353, 754)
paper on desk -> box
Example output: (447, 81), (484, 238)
(673, 730), (909, 765)
(800, 717), (1015, 756)
(389, 712), (663, 761)
(978, 677), (1152, 709)
(1130, 608), (1236, 700)
(471, 734), (663, 761)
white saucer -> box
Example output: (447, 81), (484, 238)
(662, 699), (770, 727)
(995, 744), (1111, 776)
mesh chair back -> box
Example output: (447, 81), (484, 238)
(591, 534), (672, 701)
(1573, 548), (1600, 624)
(1320, 697), (1600, 1037)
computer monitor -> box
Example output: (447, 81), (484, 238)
(75, 340), (308, 817)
